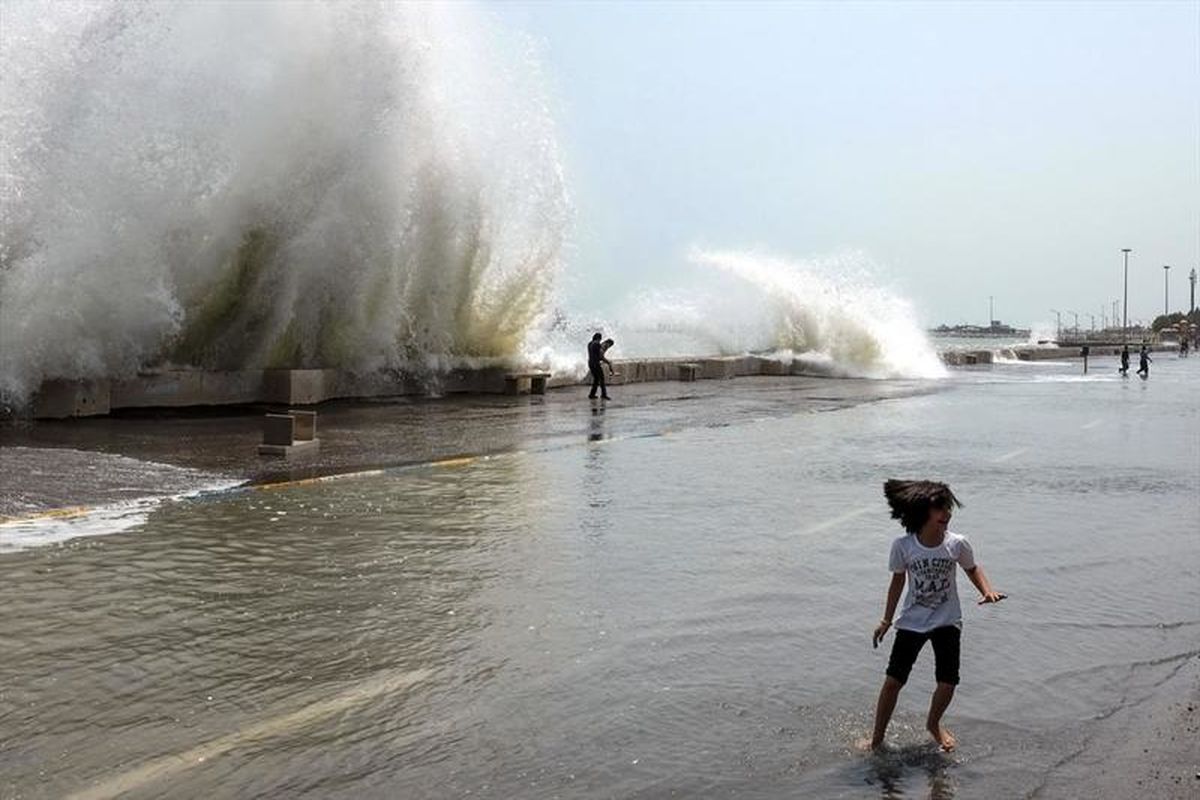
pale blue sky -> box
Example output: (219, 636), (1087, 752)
(491, 1), (1199, 328)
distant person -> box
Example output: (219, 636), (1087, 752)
(1137, 345), (1152, 379)
(1119, 345), (1130, 376)
(864, 479), (1005, 753)
(587, 332), (611, 400)
(1179, 338), (1189, 358)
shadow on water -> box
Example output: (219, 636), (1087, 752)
(860, 743), (958, 800)
(588, 400), (606, 441)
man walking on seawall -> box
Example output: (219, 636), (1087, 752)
(587, 332), (612, 400)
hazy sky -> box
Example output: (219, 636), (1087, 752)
(491, 1), (1199, 328)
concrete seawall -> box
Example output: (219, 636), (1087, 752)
(27, 344), (1181, 419)
(940, 343), (1177, 365)
(29, 355), (803, 419)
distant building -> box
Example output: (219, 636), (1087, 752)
(931, 320), (1029, 337)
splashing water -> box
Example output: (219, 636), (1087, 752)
(0, 1), (568, 403)
(578, 249), (945, 379)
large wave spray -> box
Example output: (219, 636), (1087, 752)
(1, 1), (568, 402)
(600, 249), (945, 379)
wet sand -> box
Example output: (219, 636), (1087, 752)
(1040, 655), (1199, 800)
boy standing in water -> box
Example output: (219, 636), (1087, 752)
(867, 480), (1005, 751)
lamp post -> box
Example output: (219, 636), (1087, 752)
(1112, 299), (1119, 332)
(1067, 310), (1079, 334)
(1122, 248), (1131, 342)
(1050, 308), (1062, 340)
(1190, 268), (1197, 313)
(1163, 265), (1171, 316)
(1088, 313), (1096, 332)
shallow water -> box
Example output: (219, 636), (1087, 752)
(1, 355), (1197, 799)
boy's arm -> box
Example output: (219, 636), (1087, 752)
(872, 572), (905, 648)
(965, 565), (1006, 604)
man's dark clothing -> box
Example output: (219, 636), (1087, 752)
(587, 340), (609, 399)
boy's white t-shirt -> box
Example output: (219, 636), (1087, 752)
(888, 531), (976, 632)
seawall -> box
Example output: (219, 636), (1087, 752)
(27, 356), (801, 419)
(940, 343), (1177, 365)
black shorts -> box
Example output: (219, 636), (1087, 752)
(886, 625), (961, 686)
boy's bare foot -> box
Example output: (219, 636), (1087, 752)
(854, 736), (889, 752)
(927, 723), (956, 751)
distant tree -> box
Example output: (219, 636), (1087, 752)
(1151, 309), (1200, 332)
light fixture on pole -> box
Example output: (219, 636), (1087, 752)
(1163, 265), (1171, 316)
(1190, 268), (1197, 313)
(1050, 308), (1062, 340)
(1121, 248), (1131, 342)
(1088, 313), (1095, 332)
(1067, 310), (1079, 333)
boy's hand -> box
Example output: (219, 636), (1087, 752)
(872, 620), (891, 648)
(977, 591), (1007, 604)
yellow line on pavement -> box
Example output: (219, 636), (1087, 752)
(0, 506), (91, 525)
(433, 456), (477, 468)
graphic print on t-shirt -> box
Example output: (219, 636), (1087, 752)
(909, 557), (955, 608)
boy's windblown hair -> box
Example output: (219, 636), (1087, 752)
(883, 479), (962, 534)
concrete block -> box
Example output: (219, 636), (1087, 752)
(442, 367), (506, 394)
(288, 409), (317, 441)
(258, 412), (320, 457)
(731, 356), (757, 377)
(699, 358), (735, 380)
(262, 413), (295, 446)
(264, 369), (331, 405)
(753, 357), (788, 376)
(111, 370), (264, 408)
(503, 372), (551, 395)
(257, 439), (320, 457)
(32, 379), (112, 419)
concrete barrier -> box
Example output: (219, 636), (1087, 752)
(32, 379), (112, 419)
(27, 352), (869, 418)
(503, 372), (550, 395)
(258, 411), (319, 457)
(111, 370), (264, 407)
(264, 369), (337, 405)
(940, 350), (995, 366)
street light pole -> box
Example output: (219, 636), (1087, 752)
(1050, 308), (1061, 340)
(1122, 248), (1131, 343)
(1190, 268), (1197, 313)
(1163, 265), (1171, 316)
(1088, 314), (1095, 332)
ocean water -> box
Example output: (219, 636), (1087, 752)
(1, 355), (1196, 799)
